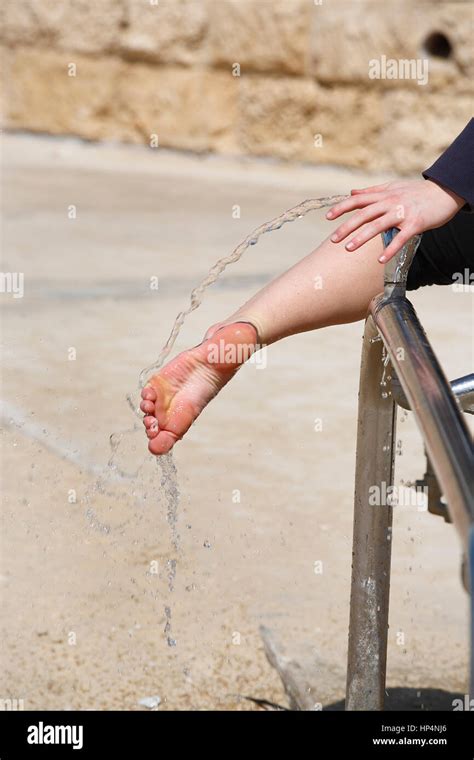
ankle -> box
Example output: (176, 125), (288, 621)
(202, 321), (259, 371)
(204, 316), (263, 346)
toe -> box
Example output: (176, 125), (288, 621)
(140, 399), (155, 414)
(143, 415), (159, 438)
(148, 430), (179, 456)
(141, 386), (157, 401)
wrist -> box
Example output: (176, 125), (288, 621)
(426, 178), (466, 211)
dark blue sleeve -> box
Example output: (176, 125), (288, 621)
(422, 118), (474, 210)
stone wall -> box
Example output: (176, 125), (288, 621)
(1, 0), (472, 173)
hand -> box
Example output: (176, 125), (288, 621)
(326, 179), (466, 262)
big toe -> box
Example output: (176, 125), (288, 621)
(148, 430), (179, 456)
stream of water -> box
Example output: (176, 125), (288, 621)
(109, 194), (348, 648)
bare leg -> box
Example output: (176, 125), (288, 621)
(217, 233), (384, 344)
(141, 234), (384, 455)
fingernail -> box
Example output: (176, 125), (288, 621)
(326, 211), (333, 219)
(331, 234), (338, 242)
(378, 255), (387, 263)
(346, 241), (355, 251)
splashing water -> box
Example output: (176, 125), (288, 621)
(134, 195), (348, 395)
(380, 347), (392, 398)
(167, 559), (177, 592)
(164, 606), (177, 648)
(108, 194), (348, 648)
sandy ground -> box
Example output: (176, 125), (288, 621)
(1, 133), (472, 711)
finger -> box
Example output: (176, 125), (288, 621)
(330, 201), (388, 243)
(378, 225), (419, 263)
(326, 193), (383, 220)
(350, 182), (390, 196)
(345, 213), (401, 252)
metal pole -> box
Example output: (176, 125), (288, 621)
(346, 230), (420, 711)
(345, 228), (473, 709)
(470, 526), (474, 696)
(371, 295), (474, 550)
(391, 372), (474, 415)
(345, 315), (397, 710)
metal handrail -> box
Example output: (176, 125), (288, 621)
(392, 373), (474, 415)
(376, 228), (473, 546)
(372, 296), (473, 546)
(346, 229), (474, 711)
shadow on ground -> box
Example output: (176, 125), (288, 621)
(243, 688), (463, 711)
(325, 688), (463, 711)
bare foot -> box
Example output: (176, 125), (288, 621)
(140, 322), (258, 455)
